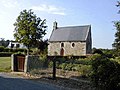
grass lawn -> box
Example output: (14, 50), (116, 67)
(0, 57), (11, 72)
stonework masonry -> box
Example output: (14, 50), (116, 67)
(48, 42), (86, 56)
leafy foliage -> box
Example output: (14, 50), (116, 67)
(38, 39), (48, 53)
(92, 48), (103, 55)
(0, 46), (28, 56)
(0, 39), (9, 47)
(13, 9), (47, 51)
(90, 55), (120, 89)
(113, 1), (120, 56)
(0, 52), (12, 57)
(93, 48), (115, 58)
(113, 22), (120, 50)
(116, 1), (120, 13)
(0, 46), (4, 52)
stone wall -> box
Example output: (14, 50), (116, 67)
(48, 41), (86, 56)
(86, 28), (92, 54)
(11, 54), (43, 73)
(24, 55), (42, 72)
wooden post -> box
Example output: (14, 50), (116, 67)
(53, 57), (56, 80)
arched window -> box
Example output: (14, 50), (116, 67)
(61, 43), (64, 47)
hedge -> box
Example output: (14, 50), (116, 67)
(0, 46), (28, 53)
(90, 55), (120, 89)
(0, 52), (13, 57)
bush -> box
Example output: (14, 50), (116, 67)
(90, 55), (120, 89)
(0, 52), (12, 57)
(92, 49), (103, 54)
(40, 54), (48, 68)
(76, 58), (92, 65)
(4, 48), (10, 52)
(88, 54), (101, 60)
(72, 64), (81, 71)
(56, 57), (66, 64)
(65, 63), (73, 71)
(48, 61), (53, 68)
(0, 46), (5, 52)
(60, 63), (67, 70)
(79, 65), (91, 77)
(112, 57), (120, 64)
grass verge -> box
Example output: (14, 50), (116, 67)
(0, 57), (11, 72)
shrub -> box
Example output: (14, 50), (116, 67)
(72, 64), (81, 71)
(0, 46), (5, 52)
(40, 54), (48, 68)
(65, 63), (73, 71)
(90, 55), (120, 89)
(79, 65), (91, 77)
(76, 58), (92, 65)
(59, 63), (67, 70)
(92, 49), (103, 54)
(56, 57), (66, 64)
(48, 61), (53, 68)
(88, 54), (101, 61)
(112, 57), (120, 64)
(0, 52), (12, 57)
(4, 48), (10, 52)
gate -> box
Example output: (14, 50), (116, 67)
(17, 56), (25, 72)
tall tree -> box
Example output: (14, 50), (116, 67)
(13, 9), (47, 54)
(113, 1), (120, 54)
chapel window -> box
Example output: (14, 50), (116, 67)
(72, 43), (75, 47)
(61, 43), (64, 47)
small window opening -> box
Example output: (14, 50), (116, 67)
(11, 44), (14, 48)
(61, 43), (64, 47)
(72, 43), (75, 47)
(16, 44), (20, 48)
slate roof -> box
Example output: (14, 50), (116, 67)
(49, 25), (91, 42)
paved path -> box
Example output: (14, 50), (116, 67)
(0, 73), (63, 90)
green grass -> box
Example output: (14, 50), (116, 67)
(0, 57), (11, 72)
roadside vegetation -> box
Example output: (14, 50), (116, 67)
(1, 48), (120, 89)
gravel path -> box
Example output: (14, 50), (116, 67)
(0, 72), (65, 90)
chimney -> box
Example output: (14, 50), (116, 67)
(53, 21), (57, 30)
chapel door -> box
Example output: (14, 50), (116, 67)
(17, 56), (25, 72)
(60, 48), (64, 56)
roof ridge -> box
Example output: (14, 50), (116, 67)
(58, 25), (91, 28)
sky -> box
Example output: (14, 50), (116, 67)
(0, 0), (119, 49)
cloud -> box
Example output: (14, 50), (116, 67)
(31, 4), (66, 16)
(1, 0), (19, 8)
(52, 12), (66, 16)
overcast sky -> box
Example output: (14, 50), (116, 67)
(0, 0), (119, 49)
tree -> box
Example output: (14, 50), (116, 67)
(112, 1), (120, 55)
(92, 48), (103, 55)
(116, 1), (120, 13)
(13, 9), (47, 54)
